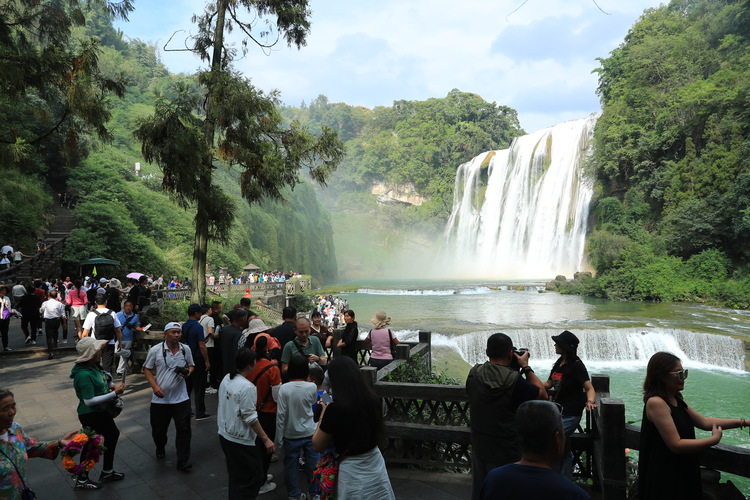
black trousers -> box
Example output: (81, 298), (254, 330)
(44, 318), (59, 351)
(100, 343), (116, 375)
(219, 435), (264, 500)
(79, 411), (120, 472)
(21, 315), (39, 340)
(256, 411), (276, 477)
(0, 317), (9, 349)
(186, 362), (207, 416)
(150, 400), (191, 465)
(207, 347), (222, 389)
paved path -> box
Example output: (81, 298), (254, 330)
(0, 317), (471, 499)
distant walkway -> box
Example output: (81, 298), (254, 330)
(0, 331), (470, 499)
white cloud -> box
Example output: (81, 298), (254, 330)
(116, 0), (665, 133)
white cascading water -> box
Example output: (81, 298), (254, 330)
(442, 114), (599, 278)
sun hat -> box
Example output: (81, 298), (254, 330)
(75, 337), (108, 363)
(164, 321), (182, 332)
(245, 318), (272, 335)
(371, 310), (391, 329)
(551, 330), (580, 356)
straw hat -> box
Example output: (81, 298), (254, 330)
(75, 337), (108, 363)
(371, 310), (391, 329)
(245, 318), (272, 335)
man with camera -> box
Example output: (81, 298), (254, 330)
(143, 321), (195, 472)
(466, 333), (548, 500)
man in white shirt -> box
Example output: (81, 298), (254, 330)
(39, 290), (66, 359)
(81, 295), (122, 374)
(143, 322), (195, 472)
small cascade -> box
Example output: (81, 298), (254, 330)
(448, 328), (746, 371)
(442, 115), (598, 278)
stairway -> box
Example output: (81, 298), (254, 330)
(0, 204), (77, 283)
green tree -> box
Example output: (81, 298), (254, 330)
(135, 0), (345, 303)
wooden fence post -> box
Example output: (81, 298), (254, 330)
(361, 366), (378, 388)
(394, 344), (410, 361)
(598, 397), (627, 500)
(419, 331), (432, 372)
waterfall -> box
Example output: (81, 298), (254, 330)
(442, 114), (598, 278)
(441, 328), (746, 372)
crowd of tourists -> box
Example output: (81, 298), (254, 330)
(205, 270), (303, 286)
(0, 242), (46, 272)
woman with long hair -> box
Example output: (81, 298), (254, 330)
(638, 352), (747, 499)
(543, 330), (596, 479)
(312, 356), (395, 499)
(218, 348), (275, 499)
(66, 279), (88, 338)
(70, 337), (125, 489)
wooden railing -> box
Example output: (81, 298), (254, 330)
(0, 236), (67, 283)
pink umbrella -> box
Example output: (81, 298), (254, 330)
(126, 272), (144, 279)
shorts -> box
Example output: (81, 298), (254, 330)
(72, 306), (86, 320)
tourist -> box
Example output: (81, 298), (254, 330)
(365, 310), (400, 369)
(248, 335), (282, 494)
(0, 254), (10, 271)
(337, 309), (359, 362)
(220, 308), (249, 378)
(183, 304), (210, 421)
(70, 337), (126, 490)
(271, 306), (297, 354)
(12, 248), (30, 266)
(479, 400), (592, 500)
(465, 333), (548, 500)
(18, 286), (41, 345)
(543, 330), (596, 479)
(276, 355), (319, 500)
(312, 356), (396, 499)
(66, 279), (88, 338)
(115, 301), (141, 379)
(143, 322), (195, 471)
(0, 388), (76, 499)
(218, 348), (275, 499)
(11, 280), (25, 309)
(280, 318), (327, 376)
(198, 304), (218, 394)
(0, 286), (15, 352)
(81, 294), (122, 375)
(310, 310), (331, 348)
(39, 290), (66, 359)
(638, 352), (748, 499)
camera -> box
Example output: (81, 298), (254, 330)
(514, 348), (529, 357)
(174, 365), (190, 377)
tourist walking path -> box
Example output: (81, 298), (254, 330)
(0, 318), (470, 499)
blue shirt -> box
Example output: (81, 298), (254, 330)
(116, 311), (139, 342)
(182, 319), (205, 362)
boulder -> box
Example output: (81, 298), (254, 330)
(574, 271), (593, 280)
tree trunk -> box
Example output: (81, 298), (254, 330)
(191, 0), (228, 304)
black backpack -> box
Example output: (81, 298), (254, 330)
(93, 309), (116, 341)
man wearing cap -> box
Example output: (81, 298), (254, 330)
(280, 318), (326, 376)
(183, 304), (210, 420)
(143, 321), (195, 471)
(466, 333), (548, 500)
(81, 294), (123, 375)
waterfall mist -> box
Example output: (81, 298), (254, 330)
(441, 115), (599, 279)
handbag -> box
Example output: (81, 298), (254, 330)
(312, 450), (341, 500)
(97, 394), (124, 418)
(0, 448), (37, 499)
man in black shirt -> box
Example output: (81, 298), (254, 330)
(270, 306), (296, 351)
(219, 308), (249, 378)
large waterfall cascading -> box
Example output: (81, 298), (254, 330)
(442, 115), (599, 278)
(447, 328), (746, 371)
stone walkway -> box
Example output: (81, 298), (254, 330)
(0, 318), (471, 499)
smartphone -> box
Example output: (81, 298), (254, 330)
(320, 392), (333, 404)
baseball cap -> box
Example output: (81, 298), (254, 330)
(164, 321), (181, 332)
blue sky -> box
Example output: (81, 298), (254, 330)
(115, 0), (665, 133)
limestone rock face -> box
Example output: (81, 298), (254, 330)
(371, 182), (426, 206)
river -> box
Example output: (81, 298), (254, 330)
(331, 279), (750, 493)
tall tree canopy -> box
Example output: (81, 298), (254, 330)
(135, 0), (345, 302)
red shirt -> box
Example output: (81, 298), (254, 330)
(245, 358), (281, 413)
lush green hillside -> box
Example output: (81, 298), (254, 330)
(560, 0), (750, 307)
(1, 6), (339, 283)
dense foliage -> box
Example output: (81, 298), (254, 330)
(572, 0), (750, 307)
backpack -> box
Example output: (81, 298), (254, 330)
(93, 309), (115, 341)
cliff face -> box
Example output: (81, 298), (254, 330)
(371, 182), (426, 206)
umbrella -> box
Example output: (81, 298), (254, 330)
(126, 272), (144, 279)
(79, 257), (121, 266)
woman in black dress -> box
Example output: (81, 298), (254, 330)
(638, 352), (747, 499)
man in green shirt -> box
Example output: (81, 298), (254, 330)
(280, 318), (327, 376)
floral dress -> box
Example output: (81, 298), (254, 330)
(0, 422), (58, 500)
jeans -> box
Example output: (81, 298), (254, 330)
(283, 436), (319, 498)
(150, 400), (192, 465)
(561, 414), (582, 480)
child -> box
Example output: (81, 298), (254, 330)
(276, 355), (319, 500)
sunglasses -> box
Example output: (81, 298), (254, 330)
(669, 369), (689, 381)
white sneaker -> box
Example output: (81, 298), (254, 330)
(31, 340), (36, 345)
(62, 339), (68, 344)
(205, 388), (217, 395)
(259, 482), (276, 495)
